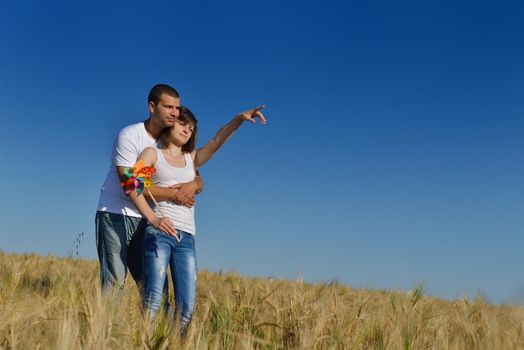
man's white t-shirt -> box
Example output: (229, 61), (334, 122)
(97, 122), (155, 217)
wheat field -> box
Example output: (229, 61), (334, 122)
(1, 252), (524, 349)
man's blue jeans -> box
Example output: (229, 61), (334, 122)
(95, 211), (146, 292)
(143, 225), (197, 329)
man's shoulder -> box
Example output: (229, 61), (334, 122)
(119, 122), (145, 136)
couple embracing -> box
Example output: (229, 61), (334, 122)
(95, 84), (266, 332)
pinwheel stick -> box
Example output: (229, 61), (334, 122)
(145, 188), (165, 216)
(145, 188), (180, 242)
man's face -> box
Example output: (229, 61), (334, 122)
(149, 93), (180, 128)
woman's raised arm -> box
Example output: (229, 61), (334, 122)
(194, 105), (266, 168)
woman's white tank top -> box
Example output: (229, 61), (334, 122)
(152, 148), (196, 234)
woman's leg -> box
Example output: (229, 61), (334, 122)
(170, 230), (197, 331)
(142, 225), (173, 318)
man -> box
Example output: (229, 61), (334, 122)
(96, 84), (203, 291)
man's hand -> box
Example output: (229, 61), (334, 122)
(170, 181), (199, 207)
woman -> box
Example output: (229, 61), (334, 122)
(128, 105), (266, 330)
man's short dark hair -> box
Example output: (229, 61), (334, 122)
(148, 84), (180, 104)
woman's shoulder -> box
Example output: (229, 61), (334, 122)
(188, 150), (197, 162)
(142, 146), (159, 156)
(139, 146), (159, 165)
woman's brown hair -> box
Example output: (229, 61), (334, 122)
(158, 106), (198, 153)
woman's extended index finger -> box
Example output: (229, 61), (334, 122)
(256, 111), (267, 124)
(252, 105), (266, 124)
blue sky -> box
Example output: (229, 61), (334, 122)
(1, 0), (523, 304)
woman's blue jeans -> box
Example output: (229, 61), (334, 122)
(142, 225), (197, 328)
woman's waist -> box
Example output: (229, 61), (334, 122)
(145, 225), (195, 238)
(154, 202), (194, 219)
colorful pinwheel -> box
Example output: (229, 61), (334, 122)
(121, 160), (156, 195)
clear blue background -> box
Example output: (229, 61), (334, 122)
(1, 0), (523, 304)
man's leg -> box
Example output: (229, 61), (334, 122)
(95, 211), (128, 291)
(127, 218), (147, 293)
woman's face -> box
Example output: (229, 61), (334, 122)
(171, 119), (194, 146)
